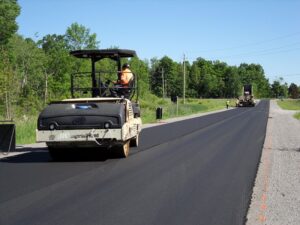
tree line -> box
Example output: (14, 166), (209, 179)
(1, 0), (299, 119)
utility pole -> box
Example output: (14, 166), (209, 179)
(183, 54), (186, 104)
(44, 72), (48, 106)
(162, 68), (165, 98)
(165, 79), (167, 97)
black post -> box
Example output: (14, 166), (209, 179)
(71, 73), (74, 98)
(156, 107), (163, 120)
(117, 56), (121, 81)
(136, 72), (139, 101)
(0, 123), (16, 153)
(91, 58), (98, 97)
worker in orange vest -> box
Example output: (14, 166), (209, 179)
(118, 63), (133, 87)
(110, 63), (133, 97)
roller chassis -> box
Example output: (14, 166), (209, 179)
(37, 98), (140, 143)
(36, 98), (141, 158)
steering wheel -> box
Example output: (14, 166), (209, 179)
(99, 79), (112, 97)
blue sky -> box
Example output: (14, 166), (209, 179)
(17, 0), (300, 85)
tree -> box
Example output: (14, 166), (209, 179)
(65, 22), (100, 50)
(0, 50), (13, 119)
(271, 78), (288, 98)
(9, 35), (47, 114)
(193, 58), (219, 98)
(0, 0), (20, 119)
(38, 34), (73, 101)
(288, 83), (299, 99)
(129, 57), (150, 98)
(223, 66), (241, 98)
(188, 62), (201, 98)
(238, 63), (270, 98)
(0, 0), (20, 45)
(271, 80), (281, 98)
(150, 56), (181, 97)
(212, 60), (227, 97)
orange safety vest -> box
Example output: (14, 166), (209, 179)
(120, 68), (133, 86)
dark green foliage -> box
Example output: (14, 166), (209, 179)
(37, 34), (73, 101)
(150, 57), (272, 99)
(0, 21), (101, 119)
(271, 78), (288, 98)
(65, 22), (99, 50)
(129, 57), (150, 98)
(238, 63), (270, 98)
(288, 83), (299, 99)
(0, 0), (20, 45)
(7, 35), (47, 115)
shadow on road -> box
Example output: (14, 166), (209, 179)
(1, 151), (50, 163)
(0, 147), (118, 163)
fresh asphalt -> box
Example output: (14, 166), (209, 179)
(0, 100), (269, 225)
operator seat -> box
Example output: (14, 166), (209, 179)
(115, 74), (135, 99)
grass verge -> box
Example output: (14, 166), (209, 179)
(294, 112), (300, 120)
(277, 99), (300, 121)
(15, 116), (37, 145)
(140, 97), (234, 124)
(277, 99), (300, 110)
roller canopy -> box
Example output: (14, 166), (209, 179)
(70, 49), (137, 60)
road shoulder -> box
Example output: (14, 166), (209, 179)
(246, 100), (300, 225)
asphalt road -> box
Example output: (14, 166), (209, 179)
(0, 100), (269, 225)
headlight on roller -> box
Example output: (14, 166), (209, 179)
(49, 123), (56, 130)
(104, 122), (110, 129)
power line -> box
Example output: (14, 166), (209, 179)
(242, 42), (300, 54)
(188, 31), (300, 53)
(281, 73), (300, 77)
(218, 47), (300, 59)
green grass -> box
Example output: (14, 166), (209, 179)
(0, 110), (37, 145)
(15, 116), (37, 145)
(277, 99), (300, 110)
(276, 99), (300, 121)
(140, 97), (234, 124)
(294, 112), (300, 120)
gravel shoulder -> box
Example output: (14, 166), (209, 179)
(246, 100), (300, 225)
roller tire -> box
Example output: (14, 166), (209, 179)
(116, 141), (130, 158)
(130, 134), (139, 147)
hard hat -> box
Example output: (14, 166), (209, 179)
(122, 63), (130, 69)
